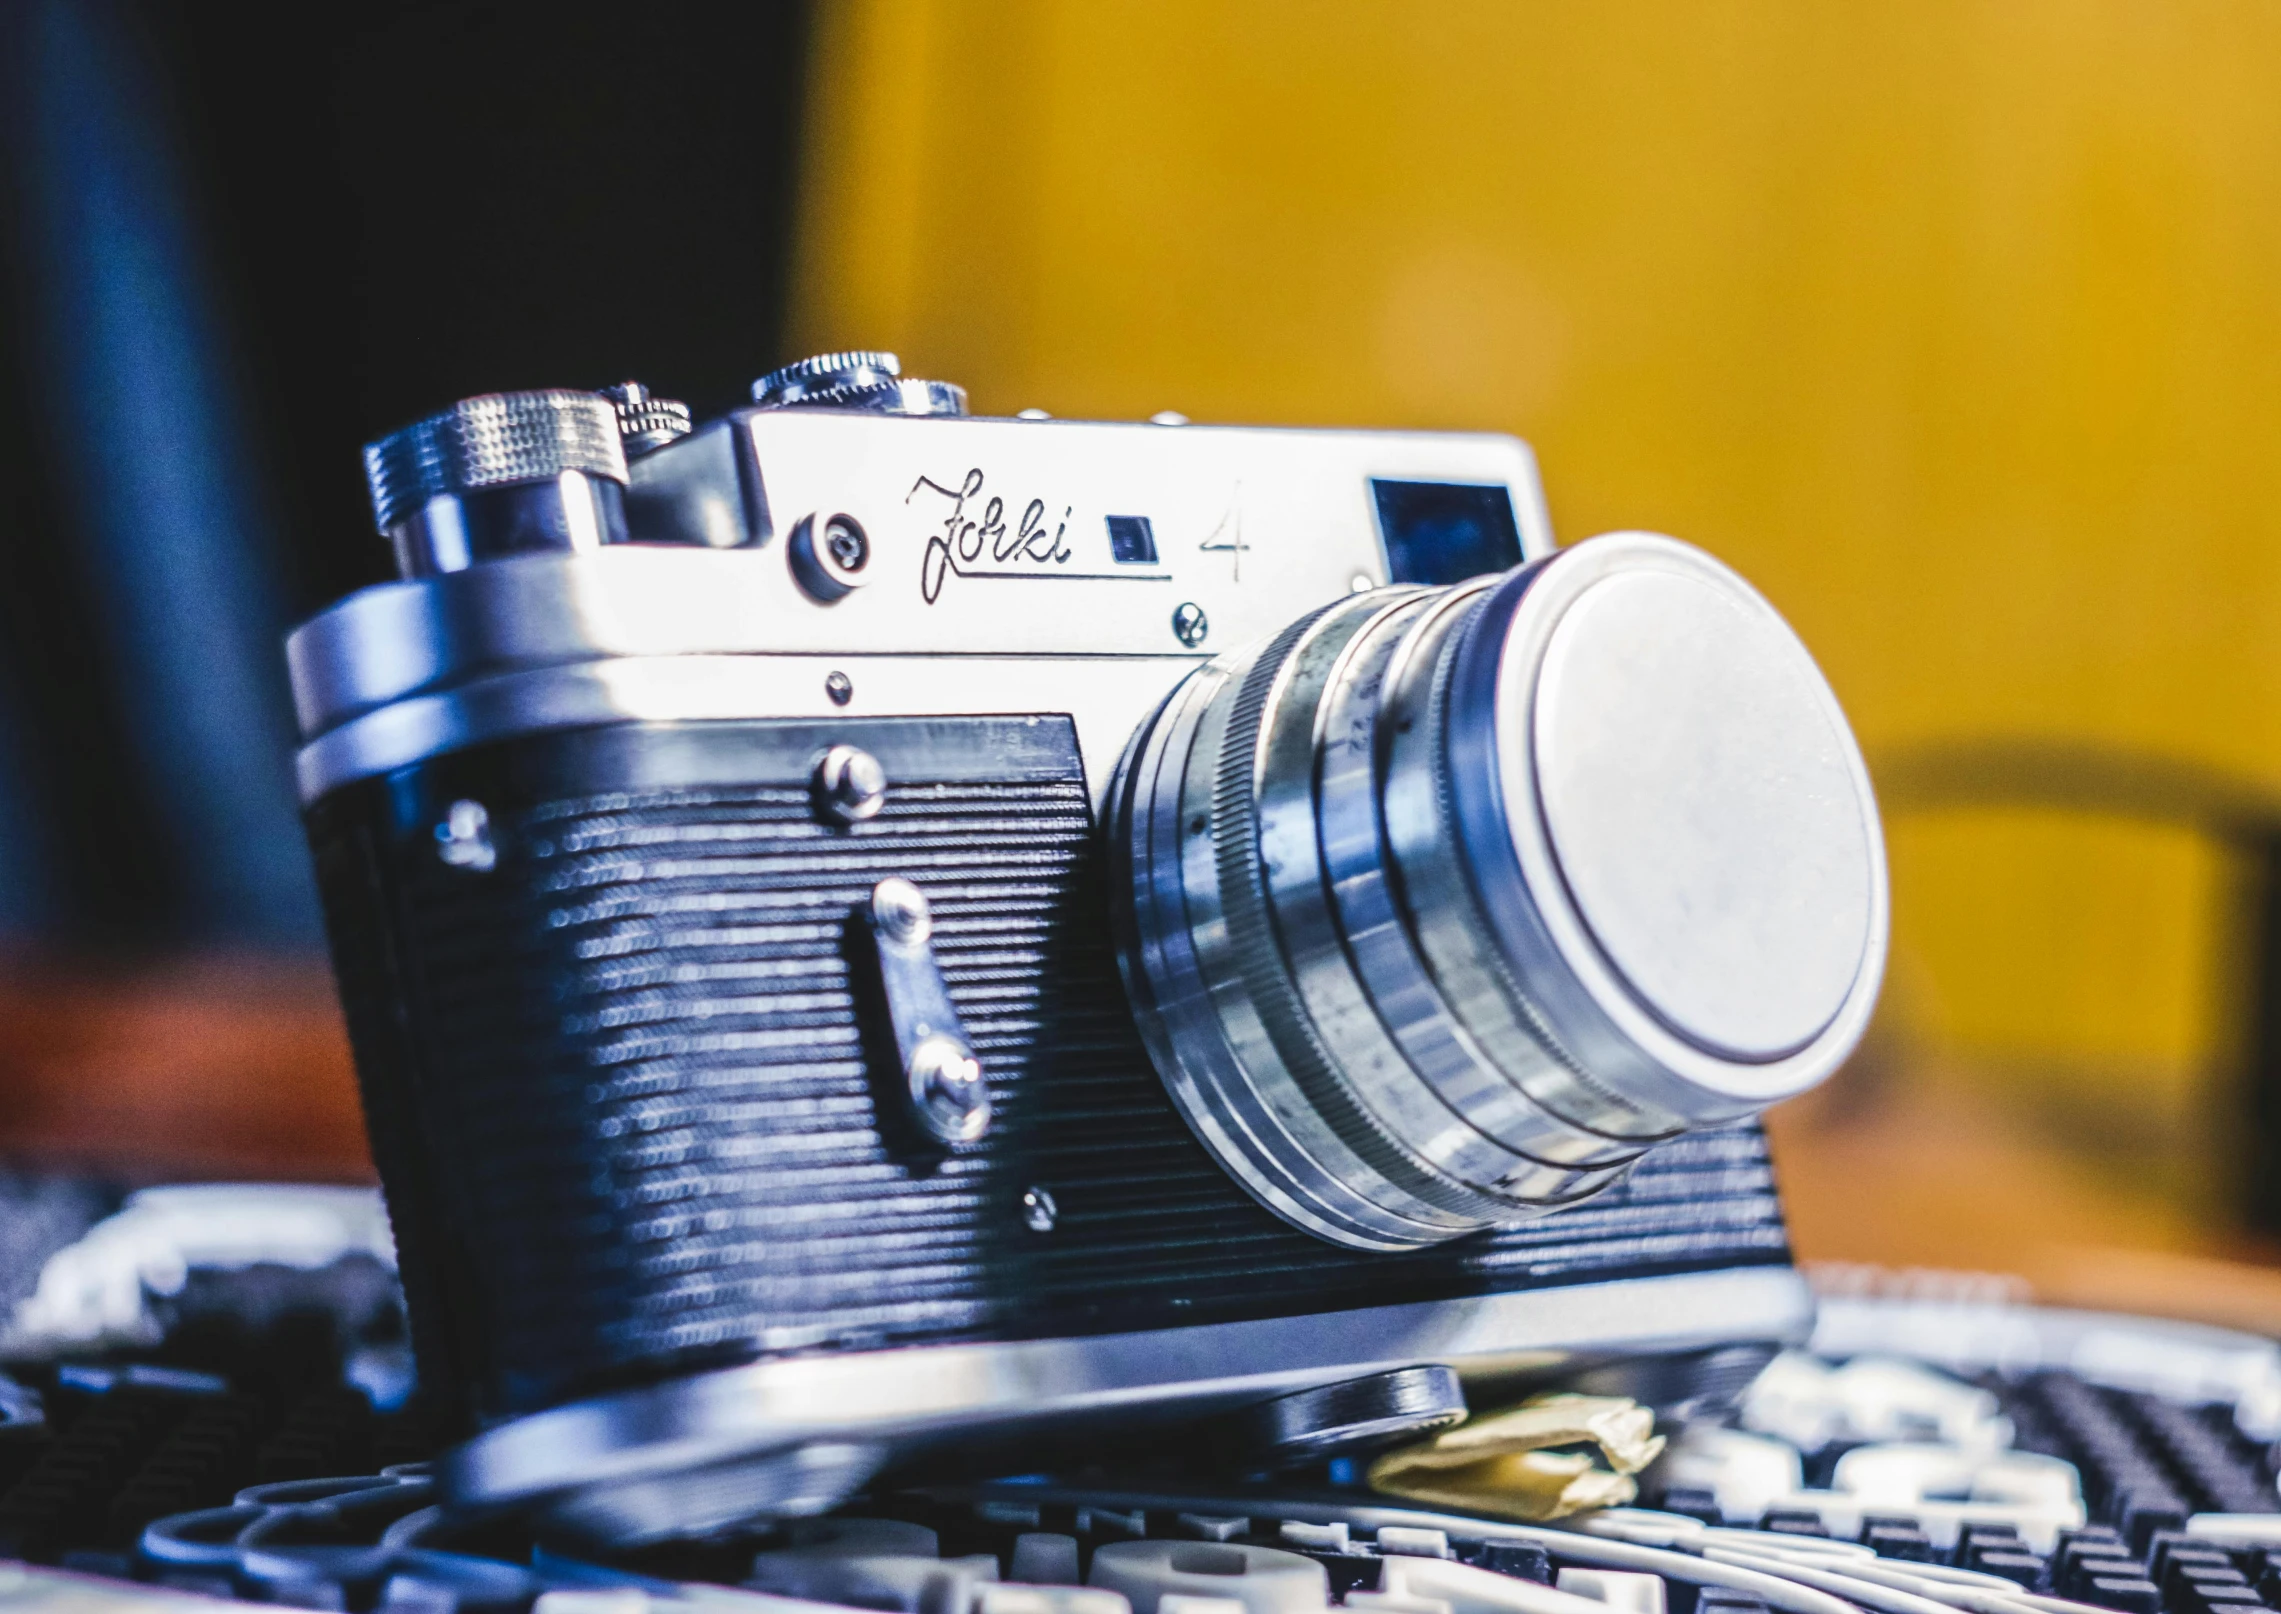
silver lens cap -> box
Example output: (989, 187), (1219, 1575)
(1448, 531), (1888, 1115)
(1534, 564), (1875, 1059)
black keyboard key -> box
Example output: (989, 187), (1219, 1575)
(2068, 1554), (2148, 1599)
(1970, 1552), (2046, 1589)
(2126, 1501), (2192, 1556)
(1658, 1487), (1722, 1525)
(2167, 1563), (2251, 1602)
(1959, 1522), (2025, 1563)
(1473, 1542), (1553, 1584)
(1866, 1526), (1935, 1563)
(1698, 1596), (1772, 1614)
(2160, 1548), (2239, 1581)
(2185, 1589), (2264, 1614)
(2083, 1576), (2164, 1614)
(1762, 1510), (1829, 1538)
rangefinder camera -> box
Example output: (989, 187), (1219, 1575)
(288, 352), (1888, 1542)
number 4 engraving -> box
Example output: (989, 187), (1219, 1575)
(1199, 491), (1249, 582)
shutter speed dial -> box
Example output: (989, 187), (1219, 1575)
(752, 351), (968, 418)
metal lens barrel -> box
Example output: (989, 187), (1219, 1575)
(1110, 531), (1888, 1252)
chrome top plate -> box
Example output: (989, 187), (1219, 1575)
(291, 412), (1554, 751)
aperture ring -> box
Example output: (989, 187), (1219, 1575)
(1250, 595), (1578, 1208)
(1388, 575), (1686, 1143)
(1313, 587), (1648, 1177)
(1112, 655), (1466, 1250)
(1204, 610), (1495, 1232)
(1111, 665), (1390, 1244)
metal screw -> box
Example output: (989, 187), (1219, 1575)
(1021, 1186), (1059, 1233)
(816, 744), (887, 824)
(434, 800), (496, 871)
(869, 876), (931, 946)
(910, 1035), (990, 1144)
(791, 514), (872, 601)
(1172, 602), (1209, 647)
(824, 516), (869, 573)
(825, 670), (854, 706)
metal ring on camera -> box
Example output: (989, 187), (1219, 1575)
(1257, 590), (1635, 1197)
(1314, 584), (1657, 1173)
(1113, 639), (1476, 1250)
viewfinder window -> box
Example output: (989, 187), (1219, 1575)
(1371, 480), (1523, 584)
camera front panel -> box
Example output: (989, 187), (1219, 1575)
(306, 711), (1793, 1438)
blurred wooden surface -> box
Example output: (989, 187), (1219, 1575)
(792, 1), (2281, 1246)
(1769, 1051), (2281, 1335)
(0, 955), (370, 1182)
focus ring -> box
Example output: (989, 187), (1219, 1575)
(1311, 588), (1645, 1178)
(1411, 582), (1684, 1143)
(1118, 660), (1450, 1248)
(1208, 607), (1495, 1230)
(1254, 593), (1617, 1201)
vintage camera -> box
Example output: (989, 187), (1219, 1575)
(288, 352), (1887, 1542)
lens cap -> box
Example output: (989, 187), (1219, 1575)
(1529, 563), (1877, 1062)
(1448, 531), (1889, 1116)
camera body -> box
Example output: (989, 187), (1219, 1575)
(291, 357), (1878, 1543)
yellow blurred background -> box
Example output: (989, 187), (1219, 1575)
(788, 0), (2281, 1319)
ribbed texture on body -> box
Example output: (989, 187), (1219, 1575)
(308, 720), (1790, 1427)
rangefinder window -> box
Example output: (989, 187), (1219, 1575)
(1371, 477), (1525, 584)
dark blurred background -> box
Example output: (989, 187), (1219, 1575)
(0, 0), (810, 951)
(0, 0), (809, 1180)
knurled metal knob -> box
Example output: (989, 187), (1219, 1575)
(599, 381), (693, 457)
(363, 390), (628, 536)
(754, 351), (902, 406)
(752, 350), (968, 418)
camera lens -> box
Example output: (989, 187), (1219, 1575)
(1110, 531), (1887, 1251)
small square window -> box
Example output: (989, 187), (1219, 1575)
(1106, 514), (1159, 565)
(1370, 480), (1523, 584)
